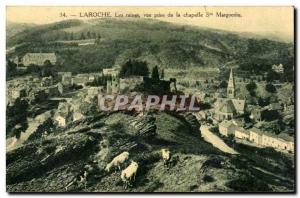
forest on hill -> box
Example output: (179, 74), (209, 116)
(7, 19), (294, 79)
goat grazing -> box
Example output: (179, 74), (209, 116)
(105, 151), (129, 173)
(161, 148), (171, 168)
(121, 161), (138, 189)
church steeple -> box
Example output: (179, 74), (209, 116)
(227, 68), (235, 99)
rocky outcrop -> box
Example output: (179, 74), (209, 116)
(129, 115), (157, 138)
(6, 112), (294, 192)
(7, 133), (98, 186)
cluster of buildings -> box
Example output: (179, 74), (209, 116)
(8, 60), (175, 128)
(52, 69), (120, 127)
(7, 52), (294, 154)
(52, 65), (179, 127)
(218, 119), (294, 153)
(58, 68), (120, 94)
(192, 67), (294, 154)
(6, 75), (64, 106)
(208, 68), (294, 153)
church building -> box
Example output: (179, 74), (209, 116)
(214, 69), (246, 121)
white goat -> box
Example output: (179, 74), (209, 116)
(105, 151), (129, 172)
(161, 148), (171, 167)
(121, 161), (139, 189)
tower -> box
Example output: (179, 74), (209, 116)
(227, 68), (235, 99)
(106, 74), (120, 94)
(111, 75), (120, 94)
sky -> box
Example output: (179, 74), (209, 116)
(6, 6), (294, 42)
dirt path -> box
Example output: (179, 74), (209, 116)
(200, 125), (239, 155)
(6, 111), (52, 152)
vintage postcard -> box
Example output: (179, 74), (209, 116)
(6, 6), (295, 192)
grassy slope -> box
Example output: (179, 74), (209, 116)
(6, 112), (294, 192)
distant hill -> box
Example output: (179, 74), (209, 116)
(6, 19), (294, 74)
(6, 21), (36, 39)
(231, 30), (293, 44)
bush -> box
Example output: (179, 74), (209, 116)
(7, 60), (17, 77)
(202, 175), (214, 183)
(265, 83), (276, 93)
(246, 82), (257, 96)
(219, 80), (228, 89)
(226, 174), (270, 192)
(119, 59), (149, 78)
(151, 65), (160, 80)
(246, 82), (257, 92)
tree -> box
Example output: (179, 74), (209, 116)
(70, 32), (74, 40)
(41, 60), (53, 77)
(265, 83), (276, 93)
(95, 33), (102, 44)
(119, 60), (149, 78)
(92, 32), (97, 39)
(227, 134), (236, 146)
(266, 70), (279, 82)
(87, 31), (91, 39)
(246, 81), (257, 96)
(64, 32), (69, 40)
(258, 97), (270, 107)
(260, 118), (285, 134)
(7, 60), (17, 77)
(160, 69), (165, 79)
(151, 66), (160, 80)
(80, 32), (86, 40)
(261, 110), (281, 122)
(27, 64), (41, 74)
(219, 80), (228, 89)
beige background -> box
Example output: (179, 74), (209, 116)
(6, 6), (294, 41)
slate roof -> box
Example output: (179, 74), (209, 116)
(249, 127), (264, 135)
(215, 98), (245, 114)
(235, 127), (250, 135)
(219, 100), (236, 113)
(219, 120), (235, 128)
(277, 133), (294, 142)
(232, 99), (246, 112)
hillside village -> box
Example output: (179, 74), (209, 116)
(6, 19), (295, 192)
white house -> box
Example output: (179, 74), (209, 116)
(102, 68), (119, 77)
(262, 133), (294, 153)
(218, 120), (236, 137)
(22, 53), (57, 66)
(249, 128), (263, 145)
(235, 127), (249, 140)
(272, 63), (284, 73)
(249, 127), (294, 153)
